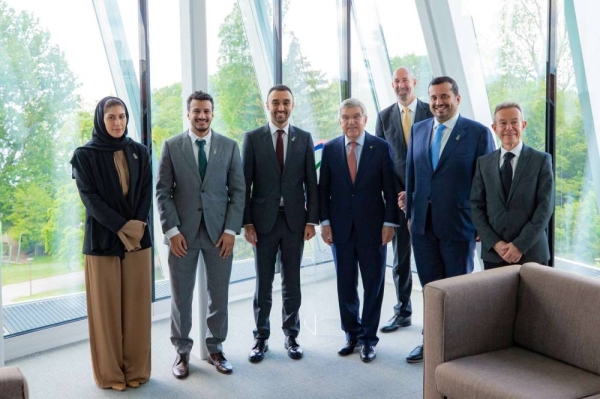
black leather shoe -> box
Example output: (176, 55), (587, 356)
(285, 336), (304, 360)
(380, 314), (412, 332)
(360, 345), (376, 363)
(207, 352), (233, 374)
(172, 353), (189, 379)
(406, 344), (423, 363)
(337, 339), (359, 356)
(249, 338), (269, 363)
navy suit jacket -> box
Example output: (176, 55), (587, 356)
(375, 99), (433, 193)
(471, 144), (554, 263)
(405, 115), (495, 241)
(319, 133), (398, 245)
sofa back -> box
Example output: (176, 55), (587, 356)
(514, 263), (600, 375)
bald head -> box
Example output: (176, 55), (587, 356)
(392, 67), (417, 106)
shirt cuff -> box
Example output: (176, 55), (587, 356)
(384, 222), (399, 228)
(321, 220), (330, 226)
(165, 226), (180, 239)
(223, 229), (236, 236)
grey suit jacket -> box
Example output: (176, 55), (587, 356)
(156, 129), (245, 246)
(242, 124), (318, 235)
(471, 144), (554, 263)
(375, 99), (433, 192)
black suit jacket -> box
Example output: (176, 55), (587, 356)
(471, 144), (554, 263)
(375, 99), (433, 192)
(242, 124), (319, 234)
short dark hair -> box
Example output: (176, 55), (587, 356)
(267, 84), (294, 99)
(103, 97), (126, 112)
(494, 101), (523, 118)
(429, 76), (459, 96)
(187, 90), (214, 111)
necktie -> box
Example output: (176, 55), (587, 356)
(402, 107), (411, 146)
(348, 141), (358, 183)
(431, 124), (445, 170)
(276, 129), (284, 171)
(195, 139), (207, 180)
(500, 152), (515, 199)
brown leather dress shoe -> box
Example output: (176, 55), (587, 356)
(208, 352), (233, 374)
(284, 336), (304, 360)
(172, 353), (190, 379)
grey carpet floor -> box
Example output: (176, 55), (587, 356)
(8, 275), (424, 399)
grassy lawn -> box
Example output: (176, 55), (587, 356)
(1, 256), (83, 286)
(11, 284), (86, 303)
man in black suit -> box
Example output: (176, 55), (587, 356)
(242, 85), (319, 363)
(471, 102), (554, 268)
(375, 67), (433, 333)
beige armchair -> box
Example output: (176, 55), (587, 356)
(424, 263), (600, 399)
(0, 366), (28, 399)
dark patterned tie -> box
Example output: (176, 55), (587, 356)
(195, 139), (207, 180)
(500, 152), (515, 199)
(276, 130), (284, 171)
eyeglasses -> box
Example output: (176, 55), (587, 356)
(340, 115), (364, 123)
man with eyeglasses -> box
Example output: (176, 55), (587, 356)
(319, 98), (398, 363)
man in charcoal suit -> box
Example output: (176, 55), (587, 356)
(471, 101), (554, 269)
(376, 66), (433, 333)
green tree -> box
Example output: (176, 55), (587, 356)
(151, 82), (183, 158)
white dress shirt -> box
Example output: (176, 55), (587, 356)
(499, 141), (524, 178)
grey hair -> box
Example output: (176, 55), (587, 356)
(494, 101), (524, 119)
(339, 98), (367, 118)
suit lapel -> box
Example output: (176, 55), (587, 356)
(179, 131), (202, 184)
(337, 136), (354, 187)
(507, 144), (531, 203)
(486, 150), (506, 203)
(390, 105), (407, 150)
(355, 133), (374, 185)
(283, 125), (298, 174)
(260, 125), (281, 174)
(436, 116), (470, 170)
(417, 119), (435, 173)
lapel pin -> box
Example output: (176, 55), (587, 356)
(291, 136), (296, 142)
(370, 145), (373, 149)
(213, 149), (217, 154)
(455, 135), (460, 141)
(133, 153), (138, 159)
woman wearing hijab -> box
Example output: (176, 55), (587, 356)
(71, 96), (152, 391)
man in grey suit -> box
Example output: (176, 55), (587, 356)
(242, 84), (318, 363)
(156, 90), (245, 378)
(375, 66), (433, 333)
(471, 101), (554, 268)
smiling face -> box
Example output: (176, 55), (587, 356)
(429, 82), (461, 123)
(339, 106), (367, 142)
(392, 67), (417, 106)
(103, 105), (127, 138)
(266, 89), (294, 128)
(187, 99), (213, 137)
(493, 107), (527, 151)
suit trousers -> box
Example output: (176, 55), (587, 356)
(253, 210), (304, 339)
(411, 206), (475, 287)
(85, 248), (152, 389)
(332, 226), (387, 347)
(169, 222), (232, 355)
(391, 214), (412, 317)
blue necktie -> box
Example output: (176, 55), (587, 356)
(195, 139), (207, 179)
(431, 124), (445, 170)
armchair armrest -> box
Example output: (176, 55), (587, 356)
(423, 265), (521, 399)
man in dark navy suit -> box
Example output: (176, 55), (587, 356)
(319, 98), (398, 363)
(403, 76), (495, 362)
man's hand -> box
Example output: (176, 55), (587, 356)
(398, 191), (406, 212)
(243, 225), (258, 246)
(169, 233), (188, 258)
(493, 240), (509, 259)
(502, 242), (523, 264)
(382, 226), (395, 245)
(304, 224), (316, 241)
(216, 232), (235, 258)
(321, 225), (333, 246)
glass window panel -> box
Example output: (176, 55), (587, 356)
(0, 0), (136, 335)
(469, 0), (548, 151)
(554, 0), (600, 275)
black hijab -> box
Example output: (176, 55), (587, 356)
(83, 96), (133, 151)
